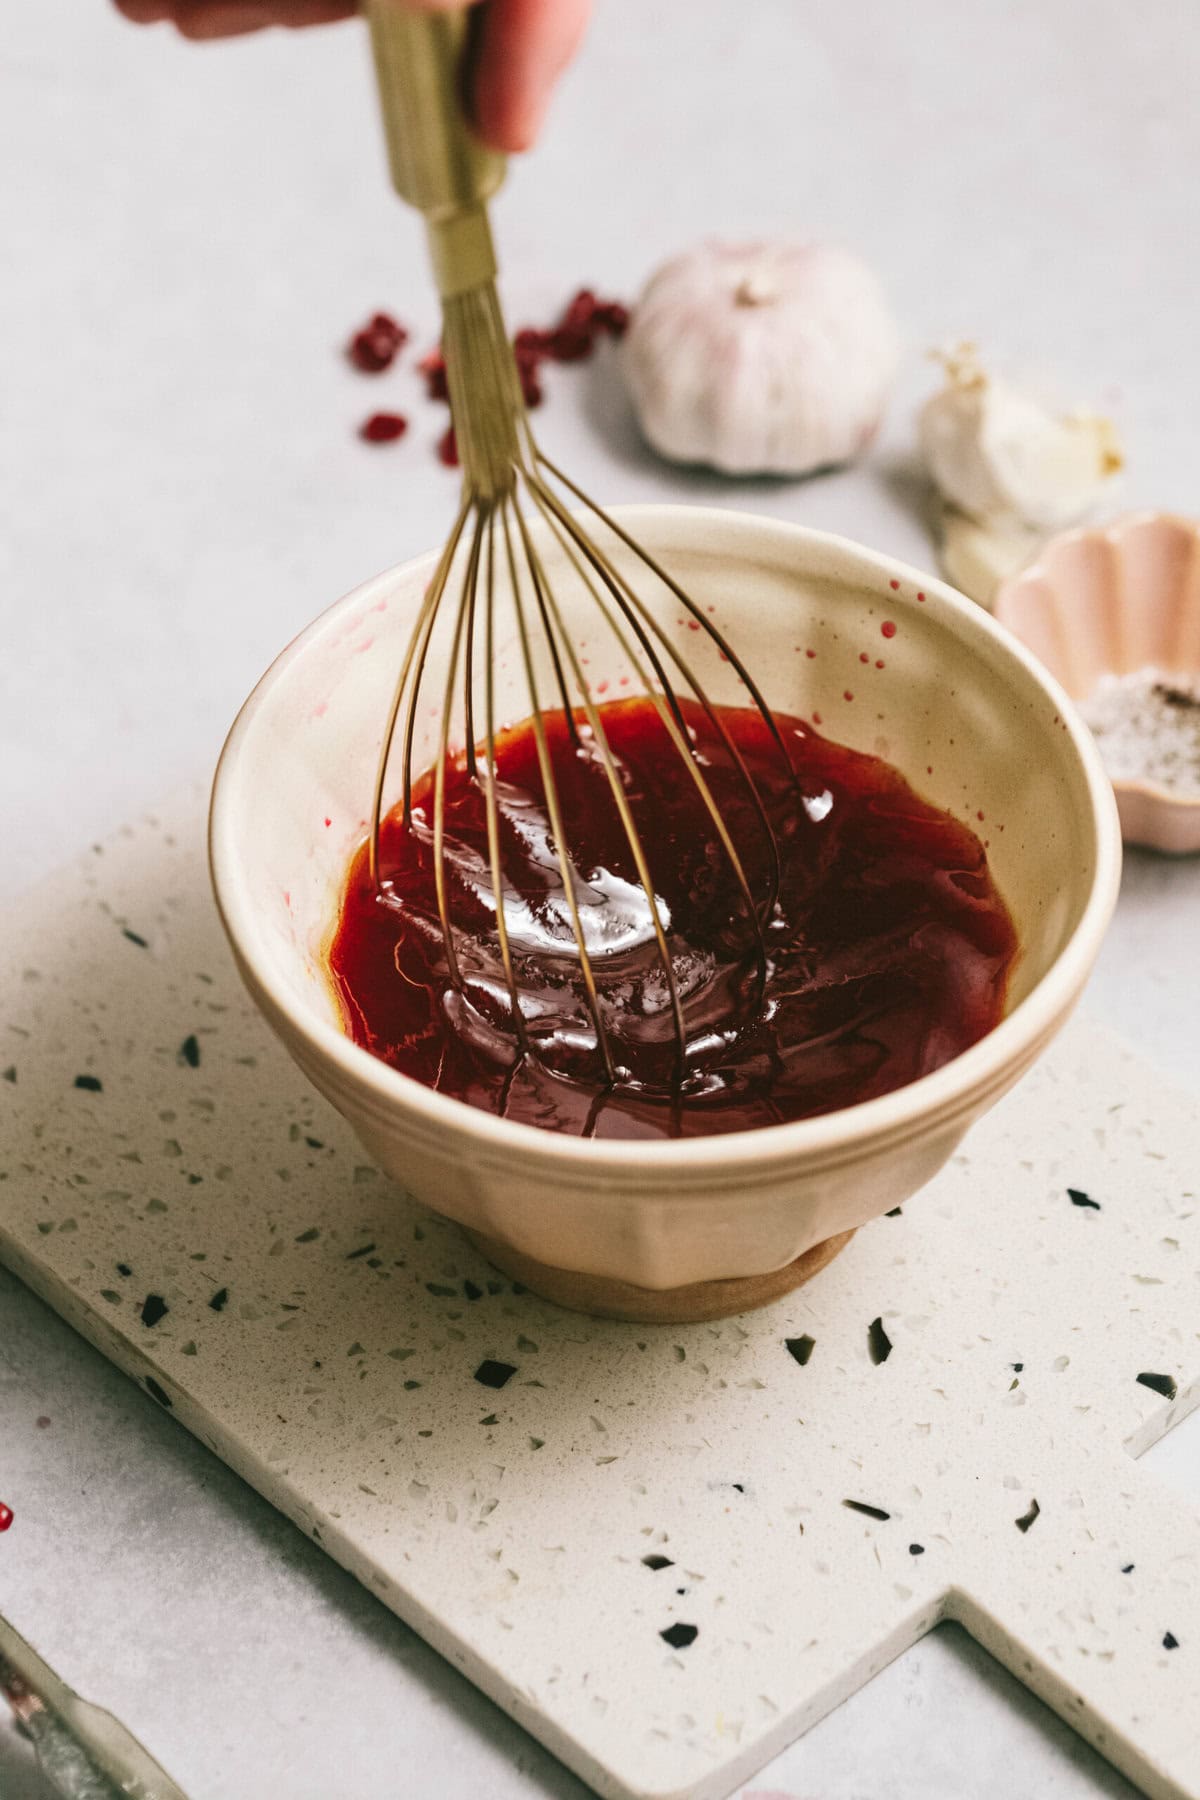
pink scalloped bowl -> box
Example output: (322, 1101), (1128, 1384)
(995, 512), (1200, 854)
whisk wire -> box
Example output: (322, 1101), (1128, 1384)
(370, 276), (795, 1100)
(514, 499), (689, 1077)
(363, 1), (796, 1108)
(500, 500), (618, 1084)
(431, 507), (487, 989)
(522, 472), (773, 974)
(400, 499), (473, 825)
(480, 505), (530, 1058)
(519, 501), (580, 746)
(369, 494), (471, 887)
(533, 459), (787, 920)
(539, 453), (792, 769)
(461, 501), (483, 780)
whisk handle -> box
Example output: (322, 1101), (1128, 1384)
(365, 1), (506, 297)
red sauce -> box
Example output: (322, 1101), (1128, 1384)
(328, 699), (1017, 1140)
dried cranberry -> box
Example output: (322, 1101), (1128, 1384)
(369, 312), (406, 342)
(531, 289), (630, 364)
(596, 300), (630, 338)
(548, 325), (594, 363)
(419, 347), (450, 403)
(349, 331), (391, 372)
(514, 327), (550, 358)
(562, 288), (598, 330)
(347, 311), (407, 373)
(402, 288), (630, 453)
(513, 335), (546, 403)
(360, 412), (408, 443)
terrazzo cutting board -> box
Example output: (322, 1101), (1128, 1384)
(1, 788), (1198, 1800)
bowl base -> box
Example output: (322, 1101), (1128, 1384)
(462, 1228), (855, 1324)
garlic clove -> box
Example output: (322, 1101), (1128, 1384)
(622, 241), (901, 478)
(936, 503), (1045, 610)
(918, 345), (1122, 531)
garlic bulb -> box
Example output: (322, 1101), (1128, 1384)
(622, 241), (901, 476)
(919, 345), (1122, 531)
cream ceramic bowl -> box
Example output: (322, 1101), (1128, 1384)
(210, 508), (1121, 1321)
(995, 512), (1200, 854)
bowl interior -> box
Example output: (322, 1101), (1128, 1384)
(214, 509), (1105, 1077)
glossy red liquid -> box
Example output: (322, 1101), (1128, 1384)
(328, 699), (1017, 1140)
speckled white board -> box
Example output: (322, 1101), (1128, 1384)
(1, 789), (1198, 1800)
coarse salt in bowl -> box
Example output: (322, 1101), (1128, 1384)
(994, 512), (1200, 854)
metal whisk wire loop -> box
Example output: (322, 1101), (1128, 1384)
(368, 279), (788, 1094)
(365, 0), (788, 1100)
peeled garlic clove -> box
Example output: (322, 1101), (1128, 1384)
(918, 345), (1122, 531)
(936, 503), (1044, 610)
(622, 241), (901, 477)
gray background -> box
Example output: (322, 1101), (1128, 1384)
(2, 1), (1198, 1795)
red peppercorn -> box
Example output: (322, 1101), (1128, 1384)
(0, 1502), (13, 1532)
(437, 424), (459, 467)
(360, 412), (408, 443)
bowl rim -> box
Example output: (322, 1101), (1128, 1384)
(995, 508), (1200, 815)
(210, 505), (1122, 1175)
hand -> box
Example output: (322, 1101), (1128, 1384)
(113, 0), (591, 151)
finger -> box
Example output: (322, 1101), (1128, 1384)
(114, 0), (356, 33)
(172, 4), (274, 37)
(113, 1), (174, 19)
(269, 0), (357, 22)
(471, 0), (591, 153)
(114, 1), (274, 35)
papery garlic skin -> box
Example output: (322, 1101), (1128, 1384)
(919, 345), (1122, 531)
(622, 242), (901, 477)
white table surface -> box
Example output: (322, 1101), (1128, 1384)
(1, 2), (1197, 1796)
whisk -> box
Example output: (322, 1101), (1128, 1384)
(365, 3), (789, 1094)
